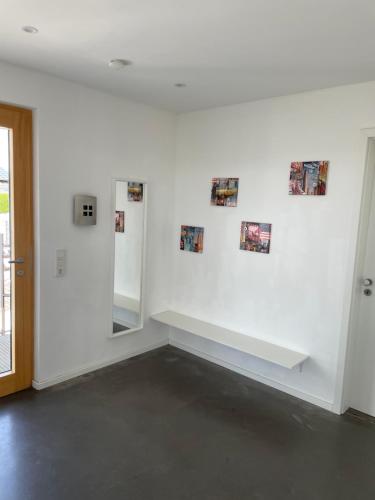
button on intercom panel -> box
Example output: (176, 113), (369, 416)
(73, 195), (97, 226)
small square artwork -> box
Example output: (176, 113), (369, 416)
(289, 161), (328, 195)
(240, 221), (272, 254)
(180, 225), (204, 253)
(211, 177), (239, 207)
(128, 182), (143, 202)
(115, 211), (125, 233)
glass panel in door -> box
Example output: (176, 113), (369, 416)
(0, 127), (12, 375)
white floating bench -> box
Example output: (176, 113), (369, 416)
(151, 311), (309, 370)
(113, 293), (140, 313)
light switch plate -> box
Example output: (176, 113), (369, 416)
(56, 249), (66, 277)
(73, 195), (97, 225)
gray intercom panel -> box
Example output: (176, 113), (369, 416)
(73, 195), (97, 225)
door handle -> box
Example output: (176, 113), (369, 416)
(362, 278), (373, 287)
(8, 258), (24, 264)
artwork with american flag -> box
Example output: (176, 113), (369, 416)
(240, 221), (272, 254)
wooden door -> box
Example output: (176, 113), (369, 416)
(0, 103), (33, 397)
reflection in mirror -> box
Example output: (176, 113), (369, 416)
(112, 180), (145, 335)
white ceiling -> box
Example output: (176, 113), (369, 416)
(1, 0), (375, 112)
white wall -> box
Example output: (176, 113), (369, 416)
(172, 82), (375, 411)
(2, 56), (374, 411)
(0, 60), (176, 386)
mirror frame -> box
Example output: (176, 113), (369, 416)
(109, 177), (147, 338)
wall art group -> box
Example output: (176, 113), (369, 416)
(180, 162), (330, 255)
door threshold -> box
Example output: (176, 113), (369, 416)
(345, 408), (375, 424)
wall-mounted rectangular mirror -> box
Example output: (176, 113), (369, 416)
(111, 179), (146, 336)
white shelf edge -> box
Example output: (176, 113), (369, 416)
(151, 310), (309, 370)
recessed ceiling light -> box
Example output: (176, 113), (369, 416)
(108, 59), (132, 69)
(22, 26), (39, 34)
(174, 83), (187, 88)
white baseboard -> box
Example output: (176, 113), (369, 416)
(170, 338), (335, 413)
(32, 339), (168, 390)
(32, 335), (335, 414)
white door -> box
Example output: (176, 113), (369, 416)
(349, 140), (375, 417)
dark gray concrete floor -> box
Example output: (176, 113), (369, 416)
(1, 346), (374, 500)
(113, 322), (130, 334)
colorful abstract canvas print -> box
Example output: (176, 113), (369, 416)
(180, 225), (204, 253)
(115, 211), (125, 233)
(289, 161), (328, 195)
(128, 182), (143, 202)
(211, 177), (239, 207)
(240, 221), (272, 254)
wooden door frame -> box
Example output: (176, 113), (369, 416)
(0, 102), (34, 397)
